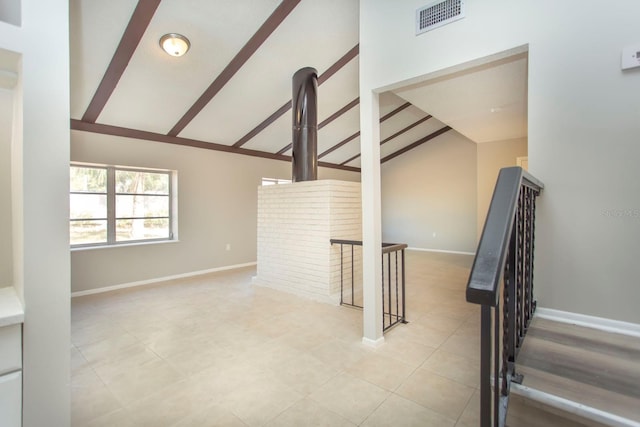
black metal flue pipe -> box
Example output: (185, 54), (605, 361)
(291, 67), (318, 182)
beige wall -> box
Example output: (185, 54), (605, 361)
(361, 0), (640, 323)
(381, 130), (477, 253)
(476, 138), (528, 237)
(70, 131), (360, 293)
(0, 88), (12, 286)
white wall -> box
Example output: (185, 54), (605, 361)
(0, 88), (12, 286)
(361, 0), (640, 323)
(381, 130), (477, 253)
(476, 138), (528, 237)
(0, 0), (71, 424)
(71, 131), (360, 293)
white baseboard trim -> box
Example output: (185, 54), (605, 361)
(536, 307), (640, 338)
(71, 262), (257, 298)
(362, 336), (385, 348)
(511, 383), (640, 427)
(407, 247), (475, 256)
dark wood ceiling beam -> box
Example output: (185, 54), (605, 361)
(340, 115), (433, 165)
(340, 153), (360, 166)
(381, 126), (452, 164)
(380, 102), (411, 122)
(317, 44), (359, 85)
(235, 101), (292, 150)
(71, 119), (360, 173)
(167, 0), (302, 137)
(319, 131), (359, 159)
(276, 96), (360, 155)
(81, 0), (161, 123)
(381, 115), (432, 146)
(319, 101), (414, 160)
(233, 44), (360, 148)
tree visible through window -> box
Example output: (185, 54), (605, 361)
(70, 164), (175, 247)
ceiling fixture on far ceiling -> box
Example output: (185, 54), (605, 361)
(159, 33), (190, 57)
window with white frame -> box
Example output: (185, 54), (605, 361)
(261, 177), (291, 186)
(70, 164), (176, 247)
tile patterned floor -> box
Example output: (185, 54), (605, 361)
(71, 251), (481, 426)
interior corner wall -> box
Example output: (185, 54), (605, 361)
(361, 0), (640, 323)
(381, 130), (477, 253)
(70, 131), (360, 293)
(0, 88), (13, 286)
(476, 138), (528, 238)
(0, 0), (71, 425)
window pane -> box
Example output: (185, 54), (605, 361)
(70, 194), (107, 220)
(70, 220), (107, 245)
(116, 218), (169, 241)
(70, 166), (107, 193)
(115, 195), (169, 218)
(116, 170), (169, 194)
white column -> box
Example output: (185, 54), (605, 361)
(7, 1), (71, 425)
(359, 86), (384, 345)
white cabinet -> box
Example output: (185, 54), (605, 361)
(0, 288), (23, 427)
(0, 371), (21, 426)
(0, 324), (21, 375)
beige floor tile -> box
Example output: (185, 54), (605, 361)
(310, 338), (371, 371)
(233, 339), (306, 371)
(72, 372), (123, 426)
(223, 375), (303, 426)
(390, 322), (453, 349)
(171, 403), (247, 427)
(421, 348), (480, 388)
(345, 352), (415, 391)
(91, 343), (162, 384)
(269, 352), (339, 395)
(396, 369), (475, 420)
(274, 327), (334, 352)
(265, 398), (355, 427)
(71, 344), (90, 373)
(163, 344), (236, 377)
(71, 252), (480, 425)
(76, 331), (140, 364)
(361, 394), (457, 427)
(374, 333), (437, 369)
(455, 389), (480, 427)
(413, 312), (466, 334)
(83, 409), (137, 427)
(439, 333), (481, 362)
(126, 377), (218, 427)
(310, 373), (389, 425)
(103, 359), (183, 405)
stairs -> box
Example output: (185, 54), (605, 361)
(506, 317), (640, 427)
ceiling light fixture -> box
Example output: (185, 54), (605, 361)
(159, 33), (190, 57)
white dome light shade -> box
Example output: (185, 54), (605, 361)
(160, 33), (190, 57)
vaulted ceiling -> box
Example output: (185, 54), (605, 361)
(69, 0), (527, 173)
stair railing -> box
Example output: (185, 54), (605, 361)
(330, 239), (408, 332)
(466, 167), (543, 427)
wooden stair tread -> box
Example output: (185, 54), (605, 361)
(514, 317), (640, 423)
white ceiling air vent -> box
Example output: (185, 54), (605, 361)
(416, 0), (465, 35)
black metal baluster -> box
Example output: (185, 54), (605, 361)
(351, 244), (355, 306)
(387, 252), (392, 329)
(395, 251), (399, 325)
(401, 249), (406, 323)
(340, 244), (344, 305)
(516, 189), (524, 349)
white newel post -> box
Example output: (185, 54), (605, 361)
(360, 88), (384, 346)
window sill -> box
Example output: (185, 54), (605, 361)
(70, 239), (180, 252)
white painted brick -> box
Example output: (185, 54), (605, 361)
(256, 180), (361, 303)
